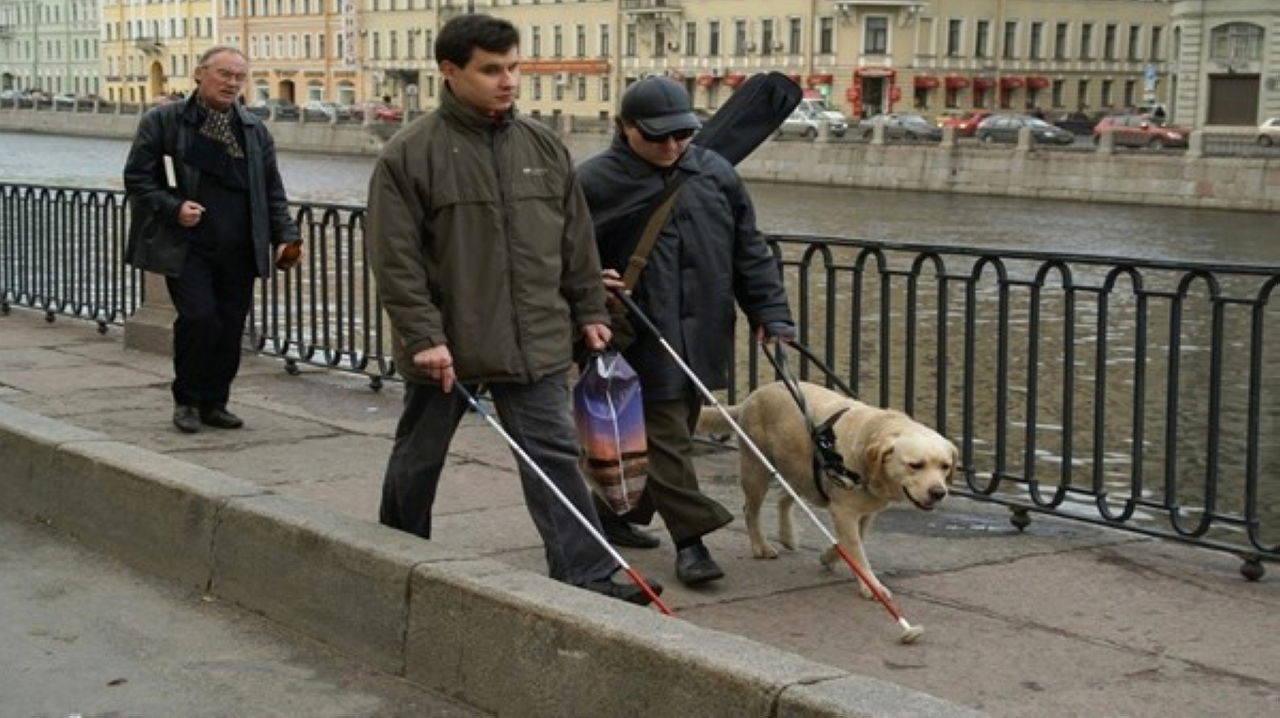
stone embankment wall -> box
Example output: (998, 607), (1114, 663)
(3, 108), (1275, 212)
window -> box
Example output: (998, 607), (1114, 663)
(308, 82), (322, 101)
(338, 81), (354, 105)
(1101, 79), (1112, 106)
(708, 21), (719, 56)
(947, 19), (961, 57)
(389, 31), (396, 60)
(1029, 22), (1042, 60)
(599, 24), (609, 57)
(761, 19), (774, 56)
(1080, 23), (1092, 59)
(530, 75), (541, 101)
(734, 19), (746, 56)
(553, 25), (562, 57)
(1104, 24), (1116, 60)
(1077, 79), (1089, 108)
(1150, 26), (1163, 61)
(304, 34), (312, 58)
(600, 76), (609, 102)
(819, 17), (833, 54)
(1128, 25), (1141, 61)
(575, 24), (585, 57)
(864, 17), (886, 55)
(1123, 79), (1135, 107)
(407, 31), (415, 59)
(1210, 22), (1263, 64)
(685, 22), (696, 56)
(975, 20), (989, 58)
(1051, 79), (1064, 108)
(531, 27), (541, 58)
(576, 75), (586, 101)
(372, 32), (379, 60)
(788, 18), (801, 55)
(624, 23), (635, 57)
(1002, 21), (1016, 59)
(1054, 22), (1068, 60)
(653, 25), (664, 58)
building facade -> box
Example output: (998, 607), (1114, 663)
(100, 0), (218, 103)
(0, 0), (101, 96)
(1170, 0), (1278, 127)
(221, 0), (359, 106)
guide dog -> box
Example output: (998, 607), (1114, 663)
(699, 381), (957, 599)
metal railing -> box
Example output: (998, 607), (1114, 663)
(2, 183), (1276, 576)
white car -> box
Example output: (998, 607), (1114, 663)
(1257, 117), (1280, 147)
(776, 110), (822, 139)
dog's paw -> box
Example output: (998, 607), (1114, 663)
(779, 531), (797, 551)
(752, 542), (780, 559)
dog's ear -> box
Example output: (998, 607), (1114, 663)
(946, 441), (959, 483)
(864, 438), (894, 482)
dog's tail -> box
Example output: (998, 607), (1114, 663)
(695, 403), (743, 438)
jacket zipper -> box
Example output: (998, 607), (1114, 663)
(491, 124), (533, 382)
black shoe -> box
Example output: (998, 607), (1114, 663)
(601, 518), (660, 549)
(199, 406), (244, 429)
(173, 404), (200, 434)
(676, 543), (725, 586)
(581, 569), (664, 606)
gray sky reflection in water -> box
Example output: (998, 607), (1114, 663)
(1, 131), (1275, 264)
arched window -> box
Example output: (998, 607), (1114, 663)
(1209, 23), (1263, 64)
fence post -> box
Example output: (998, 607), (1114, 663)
(1096, 128), (1115, 156)
(1016, 126), (1032, 151)
(124, 272), (177, 354)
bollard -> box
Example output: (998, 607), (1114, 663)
(1016, 125), (1032, 151)
(940, 125), (956, 148)
(816, 118), (832, 143)
(871, 119), (886, 145)
(1185, 129), (1204, 159)
(1096, 128), (1114, 155)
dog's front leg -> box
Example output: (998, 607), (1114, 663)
(822, 511), (891, 600)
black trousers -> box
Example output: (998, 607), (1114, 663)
(596, 392), (734, 545)
(380, 375), (617, 586)
(165, 243), (256, 409)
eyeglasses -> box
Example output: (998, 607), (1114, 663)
(638, 127), (696, 143)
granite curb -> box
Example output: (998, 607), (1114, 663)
(0, 400), (976, 717)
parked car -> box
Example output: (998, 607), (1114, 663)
(794, 98), (849, 137)
(1257, 117), (1280, 147)
(251, 98), (300, 120)
(776, 109), (821, 138)
(975, 114), (1075, 145)
(860, 113), (943, 141)
(937, 109), (992, 137)
(351, 101), (404, 122)
(1050, 110), (1104, 135)
(1093, 114), (1188, 150)
(302, 100), (351, 121)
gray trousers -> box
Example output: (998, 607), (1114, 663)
(379, 373), (617, 586)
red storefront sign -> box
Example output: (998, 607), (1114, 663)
(723, 73), (747, 88)
(807, 73), (834, 87)
(696, 73), (715, 88)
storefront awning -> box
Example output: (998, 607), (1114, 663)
(944, 75), (970, 89)
(913, 75), (940, 89)
(696, 73), (716, 88)
(972, 76), (995, 90)
(723, 73), (747, 88)
(1025, 76), (1051, 90)
(807, 73), (834, 87)
(999, 76), (1024, 90)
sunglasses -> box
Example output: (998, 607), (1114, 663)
(638, 127), (696, 143)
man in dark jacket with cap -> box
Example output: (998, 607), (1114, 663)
(579, 76), (794, 586)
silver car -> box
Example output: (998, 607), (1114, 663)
(1258, 117), (1280, 147)
(776, 110), (822, 139)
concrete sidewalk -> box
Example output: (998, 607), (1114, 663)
(2, 306), (1277, 717)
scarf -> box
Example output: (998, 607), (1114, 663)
(196, 96), (245, 159)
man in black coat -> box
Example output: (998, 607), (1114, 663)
(124, 46), (298, 433)
(579, 76), (794, 586)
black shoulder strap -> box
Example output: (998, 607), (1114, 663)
(621, 173), (688, 291)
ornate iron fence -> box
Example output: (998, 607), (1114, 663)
(2, 183), (1276, 577)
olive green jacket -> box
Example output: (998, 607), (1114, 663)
(366, 87), (608, 385)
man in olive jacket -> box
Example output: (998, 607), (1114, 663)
(580, 77), (794, 586)
(124, 47), (297, 434)
(365, 15), (659, 605)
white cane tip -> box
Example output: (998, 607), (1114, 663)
(899, 625), (925, 644)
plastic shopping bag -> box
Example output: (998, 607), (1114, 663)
(573, 351), (648, 515)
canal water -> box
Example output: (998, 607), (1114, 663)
(2, 131), (1277, 551)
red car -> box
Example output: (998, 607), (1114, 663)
(352, 101), (403, 122)
(1093, 114), (1188, 150)
(938, 110), (992, 137)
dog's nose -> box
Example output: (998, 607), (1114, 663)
(928, 485), (947, 503)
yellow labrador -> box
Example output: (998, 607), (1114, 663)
(698, 381), (957, 599)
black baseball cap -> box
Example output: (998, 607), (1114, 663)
(620, 76), (701, 135)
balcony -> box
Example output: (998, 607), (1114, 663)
(621, 0), (682, 21)
(135, 37), (165, 55)
(831, 0), (926, 11)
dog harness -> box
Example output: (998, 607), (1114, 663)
(763, 341), (862, 502)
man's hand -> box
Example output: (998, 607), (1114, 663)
(580, 323), (612, 352)
(754, 321), (797, 343)
(412, 345), (456, 393)
(601, 268), (626, 309)
(177, 201), (205, 228)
